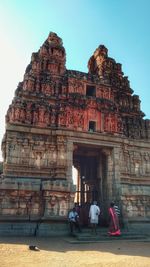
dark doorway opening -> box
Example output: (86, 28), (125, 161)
(73, 155), (99, 205)
(73, 144), (107, 226)
(89, 121), (96, 132)
(86, 85), (96, 97)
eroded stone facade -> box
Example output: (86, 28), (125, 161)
(0, 32), (150, 232)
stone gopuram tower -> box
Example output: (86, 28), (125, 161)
(1, 32), (150, 235)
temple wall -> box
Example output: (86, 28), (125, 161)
(119, 141), (150, 222)
(1, 124), (150, 223)
(0, 179), (75, 219)
(1, 32), (150, 234)
(121, 185), (150, 217)
(63, 130), (150, 223)
(1, 126), (76, 220)
(2, 126), (69, 180)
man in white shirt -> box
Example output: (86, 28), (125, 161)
(89, 201), (100, 234)
(68, 207), (81, 235)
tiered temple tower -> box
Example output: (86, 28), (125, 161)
(0, 32), (150, 235)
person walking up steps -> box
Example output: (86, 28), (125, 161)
(89, 201), (100, 235)
(108, 202), (121, 236)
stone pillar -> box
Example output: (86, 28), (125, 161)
(101, 148), (113, 204)
(97, 152), (103, 204)
(100, 147), (121, 204)
(66, 141), (73, 182)
(111, 146), (121, 202)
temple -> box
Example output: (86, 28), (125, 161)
(0, 32), (150, 235)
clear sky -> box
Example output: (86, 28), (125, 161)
(0, 0), (150, 160)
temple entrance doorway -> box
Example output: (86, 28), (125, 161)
(73, 144), (108, 226)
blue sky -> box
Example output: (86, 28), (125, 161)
(0, 0), (150, 160)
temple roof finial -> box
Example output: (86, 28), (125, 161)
(47, 32), (63, 46)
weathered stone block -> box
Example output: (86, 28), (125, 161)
(2, 209), (17, 215)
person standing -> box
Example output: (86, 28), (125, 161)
(89, 201), (100, 234)
(114, 204), (120, 217)
(108, 202), (121, 236)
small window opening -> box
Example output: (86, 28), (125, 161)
(89, 121), (96, 132)
(86, 85), (96, 97)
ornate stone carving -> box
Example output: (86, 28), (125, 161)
(1, 32), (150, 229)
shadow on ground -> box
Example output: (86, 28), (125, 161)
(0, 231), (149, 259)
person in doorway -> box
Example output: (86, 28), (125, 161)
(68, 207), (81, 235)
(74, 202), (80, 214)
(108, 202), (121, 236)
(89, 201), (100, 234)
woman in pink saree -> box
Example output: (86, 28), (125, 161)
(108, 202), (121, 236)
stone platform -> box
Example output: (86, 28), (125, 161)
(0, 220), (69, 237)
(0, 221), (150, 243)
(67, 228), (150, 243)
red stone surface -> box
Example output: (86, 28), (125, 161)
(5, 32), (150, 138)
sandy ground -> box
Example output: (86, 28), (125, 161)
(0, 236), (149, 267)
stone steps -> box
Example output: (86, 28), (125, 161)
(68, 228), (150, 243)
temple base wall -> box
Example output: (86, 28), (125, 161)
(0, 179), (75, 225)
(0, 221), (69, 237)
(1, 129), (150, 235)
